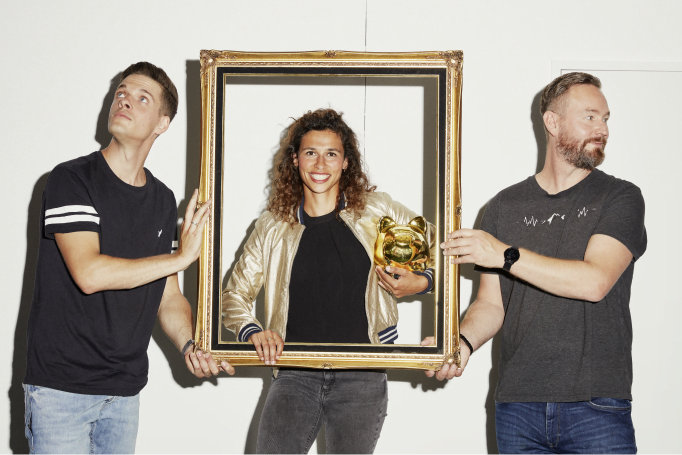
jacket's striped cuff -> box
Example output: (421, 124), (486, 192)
(239, 323), (263, 342)
(414, 268), (434, 295)
(378, 325), (398, 344)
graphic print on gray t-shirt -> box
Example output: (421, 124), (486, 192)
(478, 169), (646, 402)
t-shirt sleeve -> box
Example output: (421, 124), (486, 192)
(593, 183), (647, 260)
(475, 194), (501, 274)
(170, 198), (179, 254)
(171, 221), (178, 254)
(43, 165), (100, 239)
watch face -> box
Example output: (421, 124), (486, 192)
(505, 247), (520, 262)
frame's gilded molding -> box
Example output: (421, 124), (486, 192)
(195, 50), (463, 370)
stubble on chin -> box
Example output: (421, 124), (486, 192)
(556, 130), (606, 170)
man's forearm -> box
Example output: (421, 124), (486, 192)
(458, 272), (506, 353)
(71, 252), (190, 295)
(158, 275), (194, 352)
(446, 230), (633, 303)
(55, 230), (193, 294)
(509, 249), (602, 301)
(460, 297), (505, 352)
(508, 233), (633, 302)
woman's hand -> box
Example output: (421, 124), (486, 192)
(375, 266), (429, 298)
(249, 329), (284, 365)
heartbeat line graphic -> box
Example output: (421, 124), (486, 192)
(523, 216), (539, 226)
(521, 208), (595, 226)
(522, 213), (566, 227)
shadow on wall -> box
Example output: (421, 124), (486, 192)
(532, 90), (547, 174)
(9, 173), (49, 454)
(95, 75), (121, 150)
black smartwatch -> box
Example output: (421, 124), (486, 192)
(503, 246), (520, 272)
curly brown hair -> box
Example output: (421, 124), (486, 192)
(267, 108), (375, 224)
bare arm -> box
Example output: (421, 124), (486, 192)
(56, 190), (210, 295)
(157, 273), (234, 377)
(157, 274), (195, 352)
(423, 272), (505, 380)
(443, 230), (633, 302)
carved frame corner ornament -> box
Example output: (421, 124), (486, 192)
(195, 50), (463, 371)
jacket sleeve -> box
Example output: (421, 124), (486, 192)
(221, 215), (267, 342)
(382, 193), (437, 294)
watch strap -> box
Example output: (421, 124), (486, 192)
(181, 339), (195, 357)
(460, 334), (474, 356)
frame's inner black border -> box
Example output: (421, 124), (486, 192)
(212, 65), (447, 354)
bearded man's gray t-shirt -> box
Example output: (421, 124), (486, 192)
(478, 169), (647, 402)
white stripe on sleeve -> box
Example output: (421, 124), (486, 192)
(45, 205), (98, 217)
(45, 214), (100, 226)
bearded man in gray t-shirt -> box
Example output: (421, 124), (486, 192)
(425, 72), (646, 453)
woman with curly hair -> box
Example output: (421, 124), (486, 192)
(222, 108), (435, 453)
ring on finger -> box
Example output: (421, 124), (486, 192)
(191, 221), (198, 226)
(267, 337), (273, 341)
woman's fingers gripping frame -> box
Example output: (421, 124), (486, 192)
(249, 330), (284, 365)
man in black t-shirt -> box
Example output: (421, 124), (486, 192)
(425, 73), (646, 453)
(23, 62), (234, 454)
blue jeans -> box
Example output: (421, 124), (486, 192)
(496, 399), (637, 454)
(257, 369), (388, 453)
(23, 384), (140, 454)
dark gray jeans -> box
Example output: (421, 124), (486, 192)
(256, 369), (388, 454)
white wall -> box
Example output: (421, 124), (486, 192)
(2, 1), (680, 453)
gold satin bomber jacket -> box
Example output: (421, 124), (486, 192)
(221, 192), (436, 344)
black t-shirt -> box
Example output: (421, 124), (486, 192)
(24, 151), (177, 396)
(286, 209), (371, 343)
(479, 169), (647, 402)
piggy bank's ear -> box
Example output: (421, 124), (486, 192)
(408, 216), (427, 233)
(378, 216), (396, 233)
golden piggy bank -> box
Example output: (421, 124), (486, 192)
(374, 216), (430, 272)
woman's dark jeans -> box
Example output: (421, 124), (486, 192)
(257, 369), (388, 454)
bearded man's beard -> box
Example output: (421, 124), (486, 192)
(556, 129), (607, 170)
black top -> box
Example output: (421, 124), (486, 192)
(286, 209), (371, 343)
(24, 151), (177, 396)
(477, 169), (647, 402)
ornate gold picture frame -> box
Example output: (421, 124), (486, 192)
(194, 50), (462, 370)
